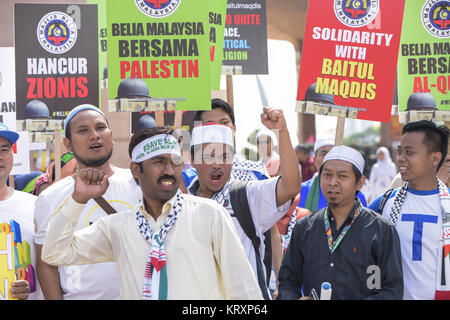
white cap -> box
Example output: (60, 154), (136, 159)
(255, 128), (278, 146)
(191, 123), (234, 149)
(314, 138), (334, 153)
(323, 145), (365, 175)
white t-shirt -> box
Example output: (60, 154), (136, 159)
(0, 190), (43, 300)
(34, 166), (141, 300)
(380, 187), (443, 300)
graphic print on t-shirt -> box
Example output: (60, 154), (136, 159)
(401, 213), (439, 261)
(0, 220), (36, 300)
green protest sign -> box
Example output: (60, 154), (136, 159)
(398, 0), (449, 112)
(209, 0), (227, 90)
(107, 0), (211, 110)
(87, 0), (108, 106)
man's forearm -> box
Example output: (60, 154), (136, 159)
(35, 244), (63, 300)
(277, 130), (302, 205)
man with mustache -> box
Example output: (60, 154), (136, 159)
(42, 127), (262, 299)
(34, 105), (140, 300)
(187, 107), (301, 299)
(278, 145), (403, 300)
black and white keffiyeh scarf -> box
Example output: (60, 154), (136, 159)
(388, 178), (450, 299)
(136, 190), (184, 300)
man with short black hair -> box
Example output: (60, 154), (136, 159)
(278, 146), (403, 300)
(369, 120), (450, 300)
(42, 127), (262, 300)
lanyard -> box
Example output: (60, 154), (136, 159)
(324, 203), (362, 254)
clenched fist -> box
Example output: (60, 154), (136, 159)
(72, 168), (109, 204)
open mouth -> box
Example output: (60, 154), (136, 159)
(210, 172), (223, 185)
(89, 143), (103, 150)
(399, 166), (408, 174)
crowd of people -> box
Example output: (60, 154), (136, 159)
(1, 98), (449, 300)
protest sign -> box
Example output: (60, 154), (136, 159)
(397, 0), (449, 123)
(222, 0), (268, 75)
(295, 0), (405, 123)
(15, 4), (99, 124)
(209, 0), (227, 89)
(0, 48), (16, 130)
(107, 0), (211, 111)
(87, 0), (109, 100)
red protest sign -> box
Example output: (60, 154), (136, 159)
(296, 0), (405, 122)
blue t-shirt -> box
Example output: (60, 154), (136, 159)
(298, 176), (367, 210)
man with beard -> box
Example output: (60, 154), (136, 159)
(278, 146), (403, 300)
(34, 105), (140, 299)
(42, 128), (262, 300)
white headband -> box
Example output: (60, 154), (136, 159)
(190, 124), (234, 149)
(131, 134), (181, 163)
(323, 145), (365, 175)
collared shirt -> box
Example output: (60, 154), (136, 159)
(42, 192), (263, 300)
(278, 200), (404, 300)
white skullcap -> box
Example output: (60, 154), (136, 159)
(255, 128), (278, 146)
(191, 123), (234, 149)
(314, 138), (335, 153)
(322, 145), (365, 175)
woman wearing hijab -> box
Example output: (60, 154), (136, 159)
(369, 147), (397, 202)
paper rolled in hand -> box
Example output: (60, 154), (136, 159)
(320, 282), (332, 300)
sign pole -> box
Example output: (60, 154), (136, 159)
(226, 75), (234, 109)
(155, 111), (164, 127)
(335, 116), (345, 146)
(54, 130), (61, 182)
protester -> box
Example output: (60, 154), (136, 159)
(182, 98), (269, 189)
(278, 145), (403, 300)
(34, 105), (141, 300)
(187, 107), (301, 299)
(369, 120), (450, 300)
(295, 145), (316, 182)
(42, 127), (262, 300)
(298, 138), (367, 212)
(256, 128), (278, 166)
(0, 122), (43, 300)
(368, 147), (397, 202)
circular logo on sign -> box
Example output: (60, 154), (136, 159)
(134, 0), (181, 18)
(334, 0), (379, 28)
(37, 11), (77, 54)
(421, 0), (450, 39)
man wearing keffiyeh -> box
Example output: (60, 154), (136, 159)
(369, 120), (450, 300)
(42, 127), (262, 300)
(188, 107), (301, 299)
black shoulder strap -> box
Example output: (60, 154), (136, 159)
(229, 180), (271, 300)
(377, 188), (394, 214)
(229, 180), (256, 240)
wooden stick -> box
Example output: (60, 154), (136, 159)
(155, 111), (164, 127)
(335, 117), (346, 146)
(54, 130), (61, 182)
(174, 110), (183, 130)
(226, 75), (234, 109)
